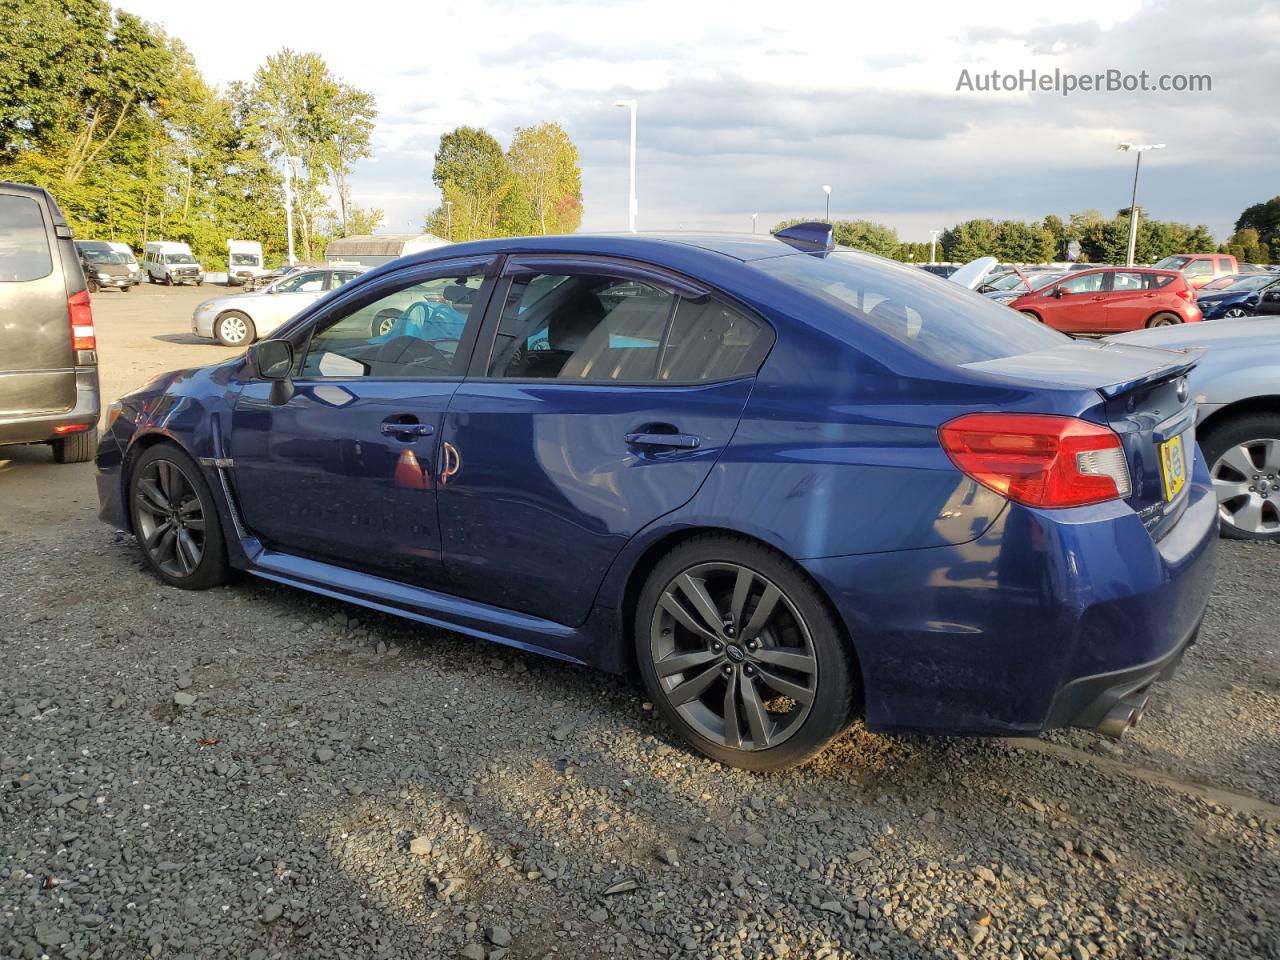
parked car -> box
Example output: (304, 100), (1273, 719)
(1193, 274), (1280, 320)
(977, 268), (1059, 296)
(1110, 316), (1280, 541)
(917, 263), (957, 279)
(106, 241), (143, 282)
(97, 225), (1216, 769)
(0, 181), (100, 463)
(144, 241), (205, 286)
(75, 240), (136, 292)
(984, 271), (1065, 304)
(1010, 267), (1201, 333)
(192, 266), (365, 345)
(1153, 253), (1238, 289)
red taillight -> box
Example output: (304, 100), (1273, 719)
(1176, 287), (1195, 303)
(939, 413), (1131, 508)
(52, 423), (91, 435)
(69, 289), (95, 350)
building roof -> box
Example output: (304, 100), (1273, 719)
(323, 233), (448, 257)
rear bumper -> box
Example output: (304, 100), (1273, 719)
(801, 456), (1218, 737)
(0, 368), (100, 446)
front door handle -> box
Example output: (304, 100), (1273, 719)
(625, 432), (701, 449)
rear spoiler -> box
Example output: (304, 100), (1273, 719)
(1094, 344), (1202, 399)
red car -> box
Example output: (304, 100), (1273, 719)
(1010, 267), (1201, 334)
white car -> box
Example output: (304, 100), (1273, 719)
(192, 267), (365, 345)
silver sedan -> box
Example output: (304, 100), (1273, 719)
(192, 267), (365, 346)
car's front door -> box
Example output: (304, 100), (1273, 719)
(1041, 271), (1107, 332)
(1255, 280), (1280, 317)
(228, 258), (496, 587)
(257, 270), (330, 334)
(437, 258), (773, 625)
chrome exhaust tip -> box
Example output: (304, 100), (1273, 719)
(1098, 691), (1150, 740)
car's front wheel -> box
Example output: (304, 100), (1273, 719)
(636, 535), (856, 771)
(215, 311), (256, 347)
(1201, 414), (1280, 541)
(129, 444), (229, 589)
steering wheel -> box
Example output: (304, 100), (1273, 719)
(374, 335), (451, 370)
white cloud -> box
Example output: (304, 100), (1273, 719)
(120, 0), (1280, 241)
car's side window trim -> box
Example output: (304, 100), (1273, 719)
(277, 256), (500, 381)
(466, 256), (774, 387)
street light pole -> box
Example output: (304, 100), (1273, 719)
(822, 185), (831, 224)
(752, 213), (758, 234)
(614, 99), (638, 232)
(282, 156), (300, 266)
(929, 229), (942, 264)
(1118, 142), (1165, 267)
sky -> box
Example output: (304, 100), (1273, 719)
(119, 0), (1280, 243)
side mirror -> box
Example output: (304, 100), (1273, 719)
(247, 340), (295, 405)
(1052, 287), (1066, 298)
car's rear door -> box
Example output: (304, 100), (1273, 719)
(0, 187), (75, 421)
(1257, 280), (1280, 317)
(228, 257), (496, 587)
(436, 256), (772, 626)
(1102, 271), (1151, 331)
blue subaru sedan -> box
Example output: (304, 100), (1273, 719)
(96, 225), (1217, 770)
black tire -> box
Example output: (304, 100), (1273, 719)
(51, 427), (98, 464)
(164, 273), (173, 286)
(128, 443), (229, 589)
(1200, 413), (1280, 542)
(197, 279), (204, 286)
(215, 311), (256, 347)
(121, 284), (131, 293)
(87, 277), (99, 293)
(371, 308), (403, 338)
(1147, 312), (1182, 328)
(635, 535), (857, 771)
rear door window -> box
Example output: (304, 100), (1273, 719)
(0, 195), (53, 282)
(659, 297), (772, 381)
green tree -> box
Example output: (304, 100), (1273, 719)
(427, 126), (511, 241)
(506, 122), (582, 235)
(1222, 227), (1271, 264)
(993, 220), (1056, 262)
(894, 241), (932, 263)
(940, 219), (999, 261)
(1235, 196), (1280, 250)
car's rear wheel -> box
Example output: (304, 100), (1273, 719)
(371, 308), (402, 338)
(121, 284), (131, 293)
(51, 427), (98, 464)
(636, 535), (856, 771)
(1223, 307), (1249, 319)
(1147, 312), (1182, 327)
(86, 277), (99, 293)
(129, 444), (229, 589)
(215, 311), (256, 347)
(1201, 414), (1280, 541)
(1019, 310), (1042, 323)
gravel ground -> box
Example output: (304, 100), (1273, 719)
(1, 286), (1278, 959)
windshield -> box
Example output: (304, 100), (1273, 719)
(83, 250), (124, 264)
(760, 251), (1067, 366)
(986, 272), (1028, 291)
(1028, 272), (1065, 291)
(165, 253), (196, 264)
(1154, 255), (1193, 270)
(230, 253), (260, 266)
(1213, 275), (1276, 293)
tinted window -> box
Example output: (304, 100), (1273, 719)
(0, 195), (52, 282)
(302, 272), (485, 379)
(760, 251), (1066, 366)
(1148, 273), (1175, 288)
(659, 297), (771, 381)
(488, 273), (674, 381)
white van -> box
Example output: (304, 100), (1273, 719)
(106, 242), (143, 282)
(226, 240), (267, 286)
(143, 241), (205, 286)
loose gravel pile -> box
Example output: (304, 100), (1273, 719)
(2, 520), (1278, 960)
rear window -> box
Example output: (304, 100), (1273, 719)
(757, 251), (1067, 366)
(0, 195), (53, 282)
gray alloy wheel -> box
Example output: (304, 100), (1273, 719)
(648, 561), (819, 751)
(1223, 306), (1250, 318)
(215, 311), (254, 346)
(133, 457), (208, 579)
(1212, 438), (1280, 537)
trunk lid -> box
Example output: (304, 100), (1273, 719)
(964, 339), (1200, 539)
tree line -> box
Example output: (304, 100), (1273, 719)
(423, 124), (582, 241)
(0, 0), (377, 268)
(775, 199), (1277, 266)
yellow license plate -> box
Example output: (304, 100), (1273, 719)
(1160, 433), (1188, 502)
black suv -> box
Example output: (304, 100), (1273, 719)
(0, 181), (101, 463)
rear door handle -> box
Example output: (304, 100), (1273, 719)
(381, 421), (434, 438)
(625, 432), (701, 449)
